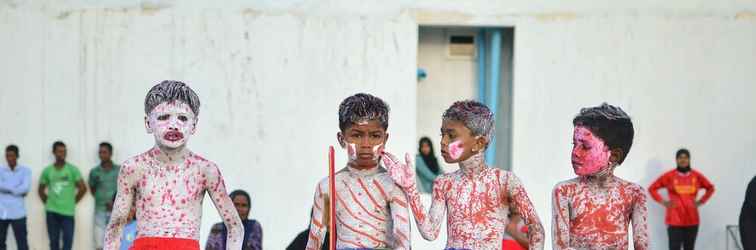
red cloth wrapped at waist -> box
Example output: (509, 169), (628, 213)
(130, 237), (199, 250)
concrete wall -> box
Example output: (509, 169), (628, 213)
(1, 0), (755, 249)
(416, 27), (478, 173)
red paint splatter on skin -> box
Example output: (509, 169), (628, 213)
(103, 146), (243, 250)
(552, 176), (648, 249)
(572, 126), (613, 176)
(551, 126), (649, 249)
(384, 151), (545, 249)
(305, 163), (411, 250)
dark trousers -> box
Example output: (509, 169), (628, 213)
(0, 218), (28, 250)
(46, 212), (74, 250)
(668, 225), (699, 250)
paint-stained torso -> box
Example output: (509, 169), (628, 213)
(122, 148), (221, 239)
(439, 168), (543, 249)
(552, 176), (649, 250)
(306, 165), (410, 250)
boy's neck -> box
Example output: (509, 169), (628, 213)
(153, 145), (190, 164)
(582, 166), (616, 187)
(54, 160), (66, 168)
(458, 152), (486, 177)
(348, 162), (379, 172)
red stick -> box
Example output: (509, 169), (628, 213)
(328, 146), (336, 250)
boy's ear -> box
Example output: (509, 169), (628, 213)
(336, 132), (346, 148)
(609, 148), (624, 165)
(144, 116), (153, 134)
(472, 136), (488, 153)
(383, 132), (389, 144)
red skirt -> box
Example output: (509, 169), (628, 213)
(130, 237), (199, 250)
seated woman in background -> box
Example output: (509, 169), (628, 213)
(416, 137), (442, 193)
(206, 190), (262, 250)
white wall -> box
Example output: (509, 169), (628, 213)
(1, 1), (755, 249)
(416, 27), (478, 173)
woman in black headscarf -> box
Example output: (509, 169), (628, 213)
(415, 137), (442, 193)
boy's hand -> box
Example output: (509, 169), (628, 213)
(381, 152), (416, 190)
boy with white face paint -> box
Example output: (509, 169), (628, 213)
(104, 81), (242, 250)
(384, 100), (545, 250)
(306, 93), (411, 250)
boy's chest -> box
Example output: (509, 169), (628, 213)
(569, 186), (633, 222)
(446, 175), (507, 215)
(137, 163), (206, 204)
(334, 175), (392, 215)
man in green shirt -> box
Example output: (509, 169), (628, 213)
(38, 141), (87, 250)
(89, 142), (119, 250)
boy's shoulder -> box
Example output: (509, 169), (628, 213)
(613, 177), (644, 192)
(315, 167), (348, 189)
(553, 177), (581, 190)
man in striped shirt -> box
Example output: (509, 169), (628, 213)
(306, 93), (410, 250)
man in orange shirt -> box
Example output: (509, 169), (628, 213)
(648, 149), (715, 250)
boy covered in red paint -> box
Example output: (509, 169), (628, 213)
(384, 100), (545, 250)
(104, 81), (242, 250)
(305, 93), (411, 250)
(552, 103), (648, 250)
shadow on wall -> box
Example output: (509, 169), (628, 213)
(643, 158), (668, 248)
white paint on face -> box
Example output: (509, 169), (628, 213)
(346, 143), (358, 161)
(146, 101), (197, 150)
(371, 143), (384, 161)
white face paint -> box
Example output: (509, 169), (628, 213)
(346, 143), (358, 162)
(344, 143), (384, 163)
(146, 101), (197, 150)
(371, 143), (384, 161)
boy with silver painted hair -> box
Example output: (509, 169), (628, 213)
(306, 93), (411, 250)
(104, 80), (243, 250)
(385, 100), (545, 250)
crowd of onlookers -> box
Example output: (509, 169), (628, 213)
(0, 142), (263, 250)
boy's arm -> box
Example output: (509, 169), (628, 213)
(306, 182), (328, 250)
(631, 186), (649, 250)
(505, 172), (545, 249)
(696, 172), (715, 205)
(552, 184), (574, 250)
(389, 183), (411, 249)
(104, 162), (137, 250)
(383, 152), (446, 240)
(205, 163), (243, 250)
